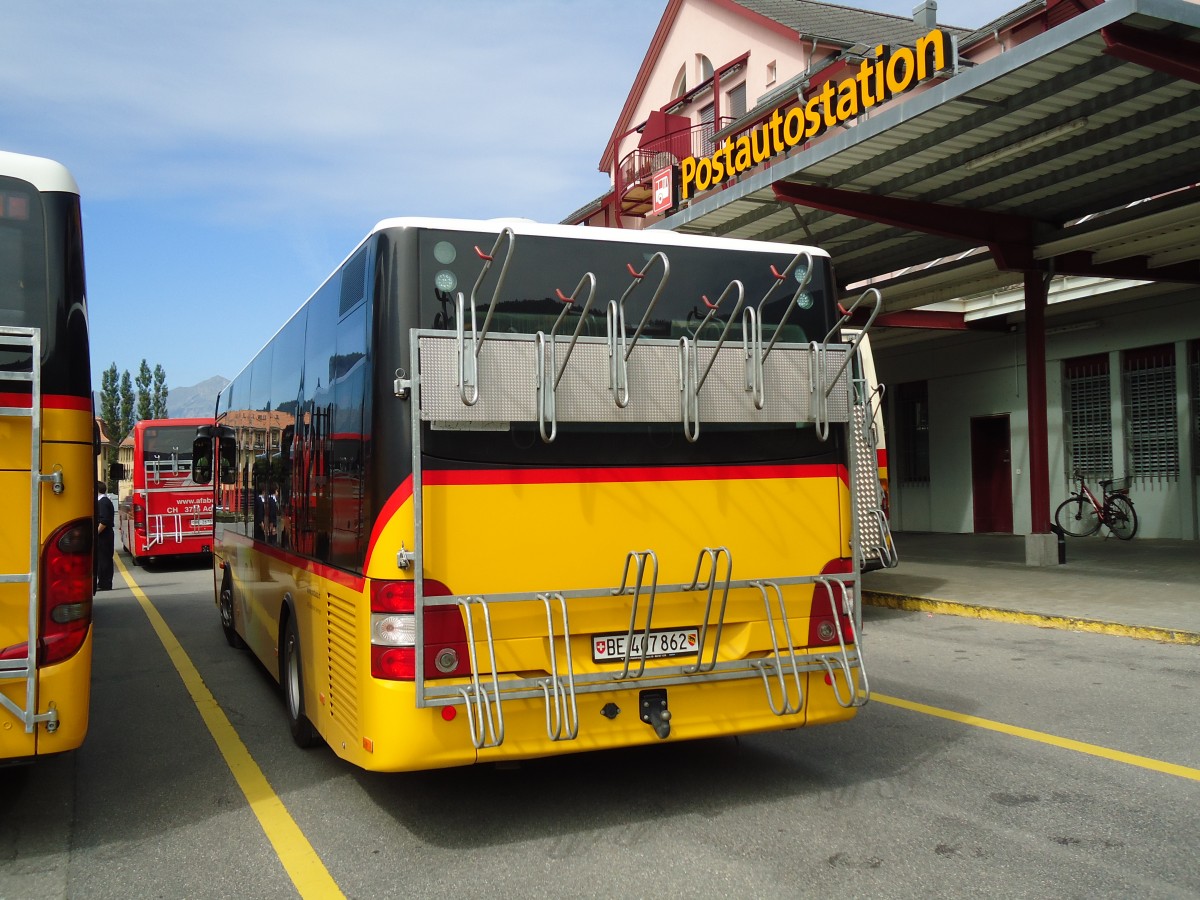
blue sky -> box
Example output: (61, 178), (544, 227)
(4, 0), (1016, 392)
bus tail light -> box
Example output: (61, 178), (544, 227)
(809, 558), (855, 647)
(0, 519), (93, 667)
(133, 501), (145, 533)
(370, 578), (472, 681)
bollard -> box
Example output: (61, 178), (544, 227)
(1049, 522), (1066, 564)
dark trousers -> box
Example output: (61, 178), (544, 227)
(95, 531), (114, 590)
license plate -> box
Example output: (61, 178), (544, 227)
(192, 519), (213, 527)
(593, 627), (699, 663)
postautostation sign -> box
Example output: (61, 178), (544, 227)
(678, 28), (955, 203)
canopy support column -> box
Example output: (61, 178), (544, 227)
(1024, 271), (1057, 566)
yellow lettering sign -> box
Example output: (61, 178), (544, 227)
(669, 28), (953, 209)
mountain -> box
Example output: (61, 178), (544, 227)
(167, 376), (229, 419)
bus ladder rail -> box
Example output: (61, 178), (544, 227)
(812, 576), (871, 707)
(607, 252), (670, 409)
(457, 227), (517, 405)
(536, 272), (598, 443)
(811, 287), (883, 441)
(852, 379), (898, 570)
(0, 326), (61, 734)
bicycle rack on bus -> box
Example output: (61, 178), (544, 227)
(457, 227), (516, 405)
(0, 327), (62, 735)
(678, 280), (747, 442)
(811, 288), (882, 442)
(401, 248), (889, 750)
(419, 546), (872, 750)
(536, 272), (598, 443)
(812, 576), (870, 707)
(742, 250), (815, 411)
(606, 253), (670, 409)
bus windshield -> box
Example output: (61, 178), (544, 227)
(0, 171), (88, 398)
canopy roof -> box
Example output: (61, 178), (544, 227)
(656, 0), (1200, 332)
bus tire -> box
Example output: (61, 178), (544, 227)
(219, 575), (245, 649)
(282, 615), (320, 749)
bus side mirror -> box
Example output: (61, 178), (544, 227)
(219, 436), (238, 485)
(108, 461), (125, 482)
(192, 438), (213, 485)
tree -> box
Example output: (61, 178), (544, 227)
(100, 363), (120, 490)
(135, 359), (153, 421)
(152, 364), (169, 418)
(119, 370), (135, 442)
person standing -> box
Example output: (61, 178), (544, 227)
(253, 483), (267, 541)
(267, 482), (279, 544)
(95, 480), (115, 592)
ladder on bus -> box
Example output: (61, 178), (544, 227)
(400, 239), (879, 749)
(0, 326), (62, 734)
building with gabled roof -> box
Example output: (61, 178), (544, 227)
(566, 0), (1200, 546)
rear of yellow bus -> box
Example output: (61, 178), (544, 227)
(339, 223), (866, 771)
(0, 152), (94, 763)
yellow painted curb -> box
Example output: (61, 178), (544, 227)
(863, 590), (1200, 645)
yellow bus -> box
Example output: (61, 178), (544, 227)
(0, 151), (93, 763)
(195, 218), (894, 772)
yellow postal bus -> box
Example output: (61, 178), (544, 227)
(196, 218), (894, 772)
(0, 151), (93, 763)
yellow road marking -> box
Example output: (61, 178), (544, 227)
(873, 692), (1200, 782)
(116, 555), (345, 899)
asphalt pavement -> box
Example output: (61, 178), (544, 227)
(861, 531), (1200, 644)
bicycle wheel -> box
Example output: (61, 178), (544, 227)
(1055, 495), (1100, 537)
(1104, 495), (1138, 540)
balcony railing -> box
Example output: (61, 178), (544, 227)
(616, 118), (734, 217)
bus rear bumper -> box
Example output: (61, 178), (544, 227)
(338, 660), (861, 772)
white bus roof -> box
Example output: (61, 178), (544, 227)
(370, 216), (831, 260)
(0, 150), (79, 194)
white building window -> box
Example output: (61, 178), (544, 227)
(1123, 344), (1178, 482)
(1064, 354), (1113, 481)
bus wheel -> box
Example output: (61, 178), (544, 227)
(219, 578), (245, 649)
(282, 616), (320, 749)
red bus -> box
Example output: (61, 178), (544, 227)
(118, 417), (215, 565)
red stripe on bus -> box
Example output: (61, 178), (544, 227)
(363, 475), (415, 565)
(0, 391), (92, 411)
(422, 462), (842, 486)
(221, 530), (366, 592)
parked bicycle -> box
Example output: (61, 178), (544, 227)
(1054, 472), (1138, 540)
